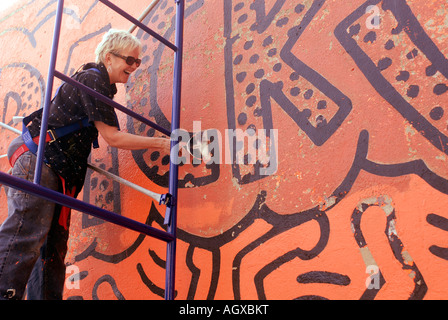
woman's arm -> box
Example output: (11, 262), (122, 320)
(94, 120), (171, 151)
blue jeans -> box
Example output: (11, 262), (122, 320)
(0, 151), (69, 300)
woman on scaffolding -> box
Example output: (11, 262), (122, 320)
(0, 29), (170, 300)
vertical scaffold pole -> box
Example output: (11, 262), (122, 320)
(165, 0), (184, 301)
(34, 0), (64, 185)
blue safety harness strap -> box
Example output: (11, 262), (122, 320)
(21, 67), (101, 155)
(22, 113), (97, 156)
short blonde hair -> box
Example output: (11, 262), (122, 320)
(95, 29), (142, 64)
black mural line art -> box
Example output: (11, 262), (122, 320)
(331, 133), (448, 202)
(63, 24), (112, 75)
(249, 0), (286, 34)
(296, 271), (351, 286)
(74, 203), (164, 264)
(0, 62), (45, 125)
(126, 0), (218, 189)
(48, 0), (448, 299)
(82, 151), (123, 229)
(426, 213), (448, 261)
(294, 271), (351, 300)
(259, 78), (352, 147)
(351, 196), (428, 300)
(137, 262), (173, 299)
(251, 205), (330, 300)
(91, 274), (126, 300)
(279, 0), (353, 147)
(238, 130), (448, 300)
(1, 0), (98, 48)
(334, 0), (448, 156)
(182, 129), (447, 300)
(74, 203), (171, 297)
(337, 132), (448, 298)
(224, 0), (353, 185)
(72, 130), (448, 300)
(336, 130), (447, 300)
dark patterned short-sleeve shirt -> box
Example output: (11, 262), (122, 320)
(26, 62), (119, 190)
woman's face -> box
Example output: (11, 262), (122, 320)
(106, 47), (141, 84)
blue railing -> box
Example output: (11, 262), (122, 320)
(0, 0), (184, 300)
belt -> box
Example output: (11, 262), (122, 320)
(9, 131), (54, 168)
(10, 116), (95, 168)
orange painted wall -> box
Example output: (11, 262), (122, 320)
(0, 0), (448, 300)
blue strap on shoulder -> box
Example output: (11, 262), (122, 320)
(22, 67), (102, 153)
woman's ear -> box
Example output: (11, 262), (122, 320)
(104, 52), (112, 65)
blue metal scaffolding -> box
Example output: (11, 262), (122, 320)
(0, 0), (184, 300)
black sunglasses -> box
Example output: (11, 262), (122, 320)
(111, 52), (142, 67)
